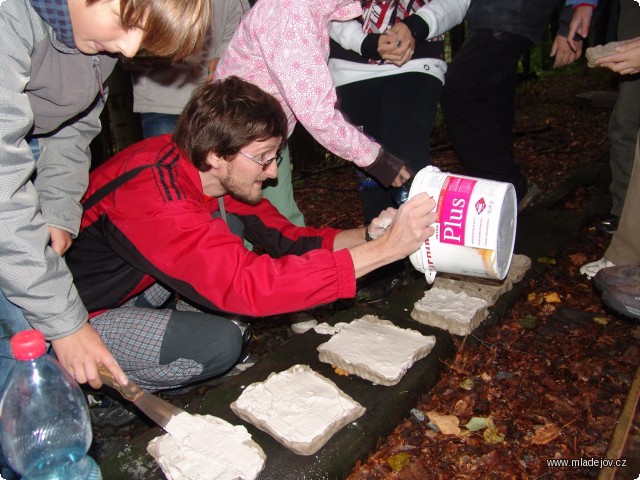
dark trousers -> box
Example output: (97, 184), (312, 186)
(337, 73), (442, 222)
(440, 29), (533, 202)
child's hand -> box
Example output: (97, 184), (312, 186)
(550, 34), (582, 68)
(49, 226), (73, 256)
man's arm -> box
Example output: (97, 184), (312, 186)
(566, 3), (596, 52)
(333, 194), (437, 278)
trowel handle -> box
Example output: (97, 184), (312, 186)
(97, 363), (143, 402)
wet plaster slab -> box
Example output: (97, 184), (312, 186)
(98, 281), (456, 480)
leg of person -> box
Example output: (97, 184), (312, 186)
(598, 135), (640, 319)
(440, 29), (533, 202)
(262, 144), (305, 226)
(140, 112), (180, 138)
(605, 132), (640, 266)
(90, 306), (243, 391)
(605, 0), (640, 224)
(0, 291), (31, 478)
(0, 291), (32, 388)
(336, 78), (387, 223)
(607, 78), (640, 219)
(379, 73), (441, 173)
(583, 132), (640, 277)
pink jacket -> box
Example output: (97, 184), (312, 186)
(215, 0), (403, 185)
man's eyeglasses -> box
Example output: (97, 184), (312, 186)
(238, 151), (278, 170)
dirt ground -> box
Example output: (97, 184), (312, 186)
(282, 64), (640, 479)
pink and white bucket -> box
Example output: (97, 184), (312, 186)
(408, 166), (517, 284)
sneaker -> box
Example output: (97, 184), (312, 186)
(601, 282), (640, 320)
(595, 214), (619, 234)
(580, 257), (615, 280)
(86, 393), (138, 428)
(593, 264), (640, 293)
(517, 182), (542, 214)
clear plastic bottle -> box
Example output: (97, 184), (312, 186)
(0, 330), (101, 479)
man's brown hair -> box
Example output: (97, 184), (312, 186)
(173, 77), (288, 172)
(87, 0), (211, 60)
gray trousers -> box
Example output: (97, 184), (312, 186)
(605, 132), (640, 265)
(90, 280), (243, 392)
(607, 0), (640, 216)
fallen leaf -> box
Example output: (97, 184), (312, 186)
(483, 426), (506, 444)
(544, 292), (562, 303)
(593, 316), (609, 325)
(334, 367), (349, 376)
(465, 417), (489, 432)
(528, 292), (544, 306)
(459, 378), (475, 391)
(530, 423), (561, 445)
(516, 315), (538, 329)
(483, 417), (505, 444)
(453, 399), (468, 416)
(386, 452), (410, 472)
(568, 253), (587, 266)
(537, 257), (557, 265)
(427, 411), (461, 435)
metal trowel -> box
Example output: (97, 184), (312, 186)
(97, 363), (190, 438)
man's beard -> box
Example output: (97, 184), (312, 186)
(221, 174), (262, 205)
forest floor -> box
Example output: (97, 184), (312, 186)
(279, 64), (640, 480)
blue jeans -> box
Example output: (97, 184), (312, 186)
(1, 137), (40, 391)
(0, 292), (31, 389)
(0, 290), (30, 478)
(140, 112), (179, 138)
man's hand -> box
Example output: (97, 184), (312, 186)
(550, 35), (582, 68)
(567, 5), (593, 52)
(595, 37), (640, 75)
(48, 226), (73, 256)
(367, 207), (397, 240)
(382, 193), (436, 254)
(51, 323), (128, 389)
(378, 23), (415, 67)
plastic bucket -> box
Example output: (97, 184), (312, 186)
(408, 166), (517, 284)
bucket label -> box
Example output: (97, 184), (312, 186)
(437, 176), (476, 246)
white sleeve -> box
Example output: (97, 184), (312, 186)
(414, 0), (471, 39)
(329, 19), (367, 55)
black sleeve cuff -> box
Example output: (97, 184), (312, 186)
(556, 6), (572, 38)
(363, 149), (405, 187)
(401, 14), (430, 45)
(361, 33), (382, 60)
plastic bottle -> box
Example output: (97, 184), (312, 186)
(0, 330), (101, 479)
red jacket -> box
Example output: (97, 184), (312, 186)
(66, 135), (356, 318)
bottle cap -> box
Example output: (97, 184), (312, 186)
(11, 330), (47, 361)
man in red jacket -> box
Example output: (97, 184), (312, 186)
(66, 76), (437, 391)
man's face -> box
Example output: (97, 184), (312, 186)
(221, 138), (281, 205)
(68, 0), (145, 58)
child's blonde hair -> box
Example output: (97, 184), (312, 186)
(88, 0), (211, 60)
